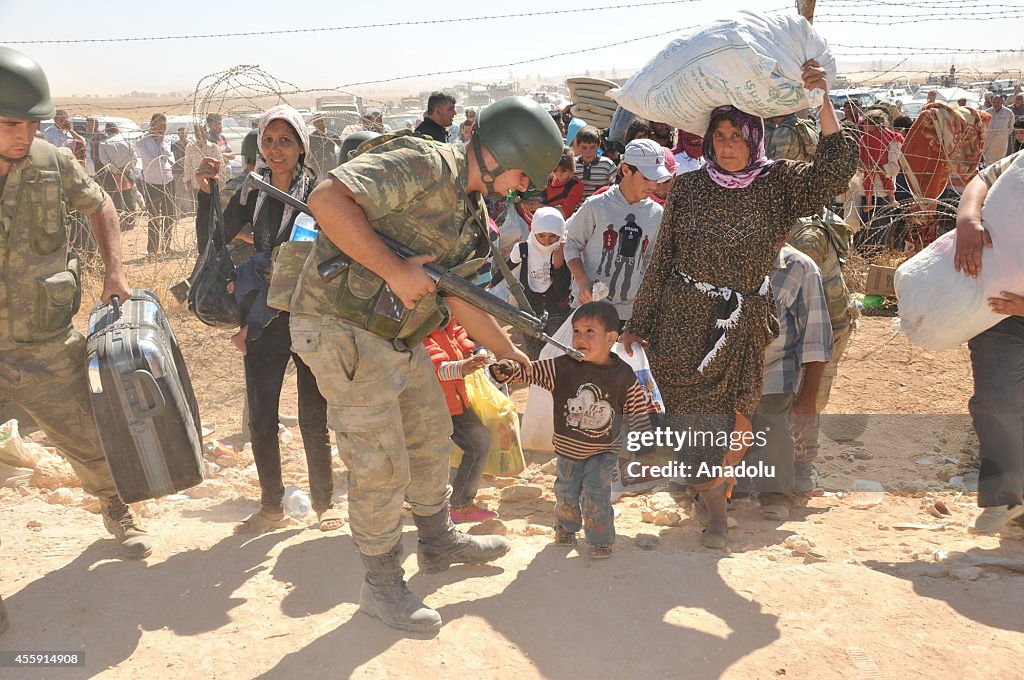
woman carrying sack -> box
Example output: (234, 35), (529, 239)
(194, 105), (340, 533)
(621, 62), (857, 549)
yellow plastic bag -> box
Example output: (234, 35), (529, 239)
(450, 370), (525, 476)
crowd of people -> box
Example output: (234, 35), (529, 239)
(2, 39), (1022, 638)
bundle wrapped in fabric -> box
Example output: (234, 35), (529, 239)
(895, 152), (1024, 350)
(608, 11), (834, 135)
(567, 76), (618, 129)
(900, 103), (990, 200)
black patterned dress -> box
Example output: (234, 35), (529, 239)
(625, 132), (857, 479)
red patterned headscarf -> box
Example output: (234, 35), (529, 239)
(673, 130), (704, 159)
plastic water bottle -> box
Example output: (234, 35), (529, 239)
(849, 479), (885, 509)
(289, 212), (318, 242)
(284, 486), (311, 518)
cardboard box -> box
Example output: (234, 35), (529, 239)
(864, 265), (897, 297)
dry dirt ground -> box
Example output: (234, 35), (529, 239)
(1, 232), (1022, 679)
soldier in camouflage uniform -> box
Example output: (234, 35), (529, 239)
(765, 112), (820, 165)
(288, 97), (564, 633)
(768, 115), (858, 494)
(0, 46), (151, 559)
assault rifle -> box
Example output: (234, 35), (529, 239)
(251, 173), (584, 361)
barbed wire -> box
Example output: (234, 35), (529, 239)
(5, 1), (705, 45)
(51, 22), (725, 115)
(832, 44), (1024, 55)
(827, 0), (1024, 7)
(817, 9), (1024, 24)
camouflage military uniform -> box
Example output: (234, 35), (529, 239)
(0, 139), (117, 497)
(289, 138), (486, 555)
(788, 209), (857, 490)
(765, 114), (820, 165)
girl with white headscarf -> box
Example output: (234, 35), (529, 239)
(504, 206), (573, 359)
(194, 105), (339, 534)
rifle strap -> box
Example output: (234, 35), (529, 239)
(436, 145), (536, 315)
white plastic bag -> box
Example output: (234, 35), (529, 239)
(609, 341), (666, 496)
(519, 315), (666, 457)
(608, 11), (835, 136)
(0, 419), (58, 469)
(520, 313), (575, 452)
(895, 154), (1024, 350)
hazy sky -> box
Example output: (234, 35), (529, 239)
(2, 0), (1022, 96)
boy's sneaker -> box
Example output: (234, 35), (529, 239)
(969, 505), (1024, 534)
(554, 526), (578, 547)
(589, 545), (612, 559)
(450, 503), (497, 523)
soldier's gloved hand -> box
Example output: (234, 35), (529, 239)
(388, 254), (437, 308)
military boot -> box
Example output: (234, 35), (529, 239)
(358, 544), (442, 633)
(413, 506), (510, 574)
(99, 496), (152, 559)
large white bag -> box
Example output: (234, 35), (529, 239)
(520, 312), (575, 452)
(608, 11), (835, 135)
(895, 154), (1024, 350)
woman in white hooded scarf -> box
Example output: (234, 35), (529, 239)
(505, 206), (573, 359)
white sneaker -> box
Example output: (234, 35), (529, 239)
(969, 505), (1024, 534)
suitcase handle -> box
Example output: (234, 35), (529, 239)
(110, 294), (121, 320)
(130, 369), (166, 419)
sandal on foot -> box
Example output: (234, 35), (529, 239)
(554, 526), (578, 547)
(590, 545), (612, 559)
(700, 519), (729, 549)
(234, 509), (291, 535)
(317, 509), (345, 532)
(762, 503), (791, 521)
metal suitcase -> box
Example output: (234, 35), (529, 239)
(85, 290), (204, 503)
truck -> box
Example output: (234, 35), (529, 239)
(466, 85), (491, 108)
(400, 96), (423, 112)
(315, 95), (363, 117)
(489, 81), (517, 101)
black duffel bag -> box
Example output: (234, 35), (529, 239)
(188, 180), (243, 328)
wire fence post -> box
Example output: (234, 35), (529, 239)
(797, 0), (817, 22)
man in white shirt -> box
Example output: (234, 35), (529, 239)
(97, 122), (138, 217)
(565, 138), (669, 324)
(183, 122), (230, 196)
(984, 95), (1016, 164)
(42, 109), (72, 148)
(137, 113), (175, 255)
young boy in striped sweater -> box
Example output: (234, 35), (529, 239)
(490, 301), (656, 559)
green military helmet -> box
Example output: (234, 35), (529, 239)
(338, 130), (380, 163)
(241, 129), (259, 163)
(0, 46), (56, 121)
(474, 96), (564, 189)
